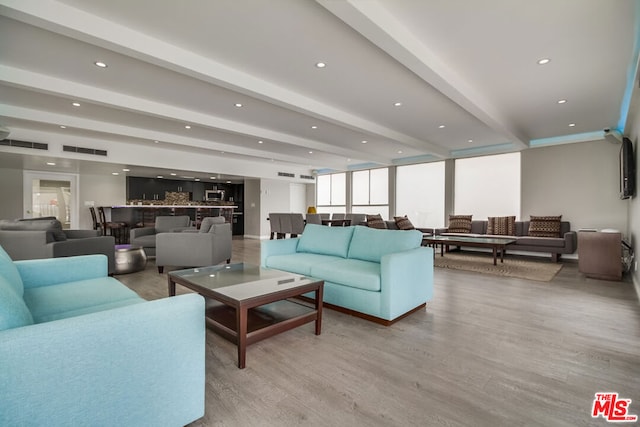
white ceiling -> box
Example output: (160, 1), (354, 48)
(0, 0), (638, 180)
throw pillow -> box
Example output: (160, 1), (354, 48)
(366, 214), (387, 229)
(393, 215), (415, 230)
(448, 215), (472, 233)
(528, 215), (562, 238)
(487, 216), (516, 236)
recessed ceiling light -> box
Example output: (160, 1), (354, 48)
(157, 175), (164, 178)
(361, 140), (367, 144)
(46, 162), (56, 166)
(122, 168), (130, 172)
(537, 58), (551, 65)
(308, 151), (313, 154)
(258, 140), (263, 144)
(181, 176), (194, 179)
(154, 140), (159, 144)
(184, 125), (191, 129)
(468, 139), (473, 143)
(71, 102), (81, 107)
(311, 125), (318, 129)
(111, 172), (119, 176)
(210, 177), (216, 179)
(94, 61), (107, 68)
(398, 150), (403, 154)
(438, 125), (446, 129)
(315, 62), (326, 68)
(394, 102), (402, 107)
(226, 181), (231, 184)
(569, 123), (576, 127)
(234, 103), (243, 108)
(195, 178), (200, 182)
(170, 173), (177, 176)
(220, 151), (225, 154)
(557, 99), (567, 104)
(59, 125), (66, 129)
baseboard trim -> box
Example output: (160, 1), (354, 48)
(297, 296), (426, 326)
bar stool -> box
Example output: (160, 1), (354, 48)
(89, 207), (103, 235)
(98, 206), (128, 244)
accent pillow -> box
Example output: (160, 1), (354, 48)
(487, 216), (516, 236)
(393, 216), (415, 230)
(528, 215), (562, 238)
(366, 214), (387, 229)
(448, 215), (472, 233)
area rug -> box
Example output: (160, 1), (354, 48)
(433, 252), (563, 282)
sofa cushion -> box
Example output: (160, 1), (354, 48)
(515, 236), (566, 248)
(23, 277), (143, 324)
(487, 216), (516, 236)
(348, 226), (422, 263)
(394, 216), (415, 230)
(0, 245), (24, 296)
(0, 276), (34, 331)
(528, 215), (562, 238)
(366, 214), (387, 229)
(265, 253), (344, 276)
(310, 259), (381, 292)
(199, 216), (225, 233)
(448, 215), (472, 233)
(297, 224), (354, 258)
(0, 218), (67, 241)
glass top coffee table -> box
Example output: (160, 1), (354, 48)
(422, 235), (517, 265)
(168, 263), (324, 369)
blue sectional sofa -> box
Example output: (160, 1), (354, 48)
(261, 224), (433, 325)
(0, 245), (205, 426)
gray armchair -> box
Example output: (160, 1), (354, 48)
(0, 218), (116, 274)
(130, 215), (192, 257)
(156, 216), (232, 273)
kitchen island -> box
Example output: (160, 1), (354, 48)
(110, 205), (238, 232)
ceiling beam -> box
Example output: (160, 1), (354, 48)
(317, 0), (530, 150)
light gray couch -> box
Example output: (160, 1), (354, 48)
(130, 215), (192, 257)
(156, 216), (232, 273)
(0, 218), (116, 274)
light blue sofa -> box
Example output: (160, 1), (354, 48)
(0, 245), (205, 426)
(261, 224), (433, 324)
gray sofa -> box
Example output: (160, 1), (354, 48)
(0, 218), (116, 274)
(436, 220), (576, 262)
(130, 215), (192, 257)
(156, 216), (232, 273)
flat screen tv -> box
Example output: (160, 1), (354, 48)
(620, 137), (636, 199)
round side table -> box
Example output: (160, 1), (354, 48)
(114, 244), (147, 274)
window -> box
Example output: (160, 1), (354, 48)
(316, 172), (345, 214)
(396, 162), (445, 228)
(454, 152), (520, 219)
(352, 168), (389, 219)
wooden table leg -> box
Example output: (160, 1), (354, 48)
(492, 247), (498, 265)
(168, 279), (176, 296)
(237, 306), (248, 369)
(315, 284), (323, 335)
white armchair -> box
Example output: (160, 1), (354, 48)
(156, 217), (232, 273)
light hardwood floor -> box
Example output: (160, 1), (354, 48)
(116, 238), (640, 427)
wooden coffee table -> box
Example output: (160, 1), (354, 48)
(422, 235), (516, 265)
(168, 263), (323, 369)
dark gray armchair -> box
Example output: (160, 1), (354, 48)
(130, 215), (192, 257)
(0, 218), (116, 274)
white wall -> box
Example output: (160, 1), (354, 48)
(625, 88), (640, 296)
(521, 140), (628, 232)
(243, 179), (261, 239)
(260, 179), (291, 239)
(0, 167), (23, 220)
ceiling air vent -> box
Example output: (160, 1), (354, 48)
(63, 145), (107, 156)
(0, 139), (48, 150)
(277, 172), (295, 178)
(300, 174), (315, 180)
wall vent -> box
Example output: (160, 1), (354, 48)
(277, 172), (295, 178)
(63, 145), (107, 156)
(0, 139), (48, 150)
(300, 174), (315, 180)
